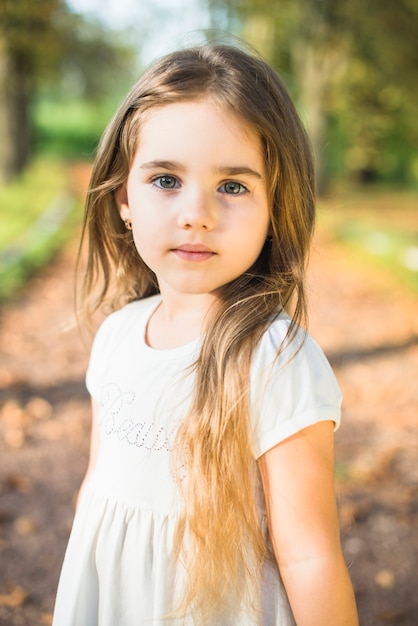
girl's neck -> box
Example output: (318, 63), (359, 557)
(145, 292), (217, 349)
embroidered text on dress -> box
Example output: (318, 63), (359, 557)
(99, 382), (180, 452)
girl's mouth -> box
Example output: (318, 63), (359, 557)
(172, 244), (216, 262)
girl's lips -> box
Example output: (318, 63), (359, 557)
(172, 244), (216, 262)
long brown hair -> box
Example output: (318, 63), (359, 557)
(78, 42), (315, 623)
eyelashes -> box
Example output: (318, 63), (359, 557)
(151, 175), (249, 195)
(151, 175), (179, 190)
(218, 181), (247, 195)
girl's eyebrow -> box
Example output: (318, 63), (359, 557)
(139, 160), (184, 172)
(139, 160), (264, 180)
(218, 166), (264, 180)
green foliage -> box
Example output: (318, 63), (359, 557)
(0, 0), (137, 181)
(0, 0), (137, 93)
(0, 0), (64, 77)
(208, 0), (418, 187)
(32, 97), (117, 160)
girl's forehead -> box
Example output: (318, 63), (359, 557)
(140, 97), (247, 128)
(136, 98), (261, 151)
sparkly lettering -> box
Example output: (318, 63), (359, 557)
(99, 382), (182, 453)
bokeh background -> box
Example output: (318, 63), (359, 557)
(0, 1), (417, 624)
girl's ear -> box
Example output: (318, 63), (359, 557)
(115, 186), (130, 221)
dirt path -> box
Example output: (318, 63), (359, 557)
(0, 207), (417, 625)
(308, 233), (418, 625)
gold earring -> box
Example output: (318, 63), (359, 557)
(124, 218), (132, 231)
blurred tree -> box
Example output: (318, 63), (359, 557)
(0, 0), (136, 183)
(0, 0), (57, 182)
(208, 0), (418, 188)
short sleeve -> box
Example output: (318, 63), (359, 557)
(250, 316), (342, 459)
(85, 313), (118, 402)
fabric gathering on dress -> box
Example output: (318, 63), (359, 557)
(52, 294), (342, 626)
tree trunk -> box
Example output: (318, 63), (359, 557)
(0, 40), (14, 184)
(293, 43), (329, 193)
(293, 38), (348, 194)
(0, 40), (31, 184)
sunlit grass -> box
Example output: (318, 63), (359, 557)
(0, 158), (68, 248)
(0, 158), (79, 300)
(318, 190), (418, 292)
(0, 96), (113, 300)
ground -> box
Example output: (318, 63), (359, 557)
(0, 181), (417, 625)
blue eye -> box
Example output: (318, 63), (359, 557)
(153, 175), (179, 189)
(219, 181), (247, 195)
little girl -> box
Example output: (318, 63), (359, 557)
(53, 43), (358, 625)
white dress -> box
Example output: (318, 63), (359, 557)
(52, 295), (341, 626)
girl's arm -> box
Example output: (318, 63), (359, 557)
(76, 399), (100, 509)
(258, 420), (359, 626)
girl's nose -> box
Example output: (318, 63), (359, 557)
(176, 187), (216, 231)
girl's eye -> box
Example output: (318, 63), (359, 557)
(219, 181), (247, 195)
(152, 175), (179, 189)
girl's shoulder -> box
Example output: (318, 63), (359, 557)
(89, 295), (161, 359)
(103, 294), (161, 324)
(254, 311), (332, 372)
(95, 295), (161, 340)
(252, 310), (341, 410)
(250, 313), (342, 458)
(85, 295), (161, 400)
(254, 312), (307, 364)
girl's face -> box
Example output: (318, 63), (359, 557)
(118, 99), (271, 301)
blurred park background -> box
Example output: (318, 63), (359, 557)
(0, 1), (417, 625)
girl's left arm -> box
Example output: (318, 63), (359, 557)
(76, 399), (101, 509)
(258, 420), (359, 626)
